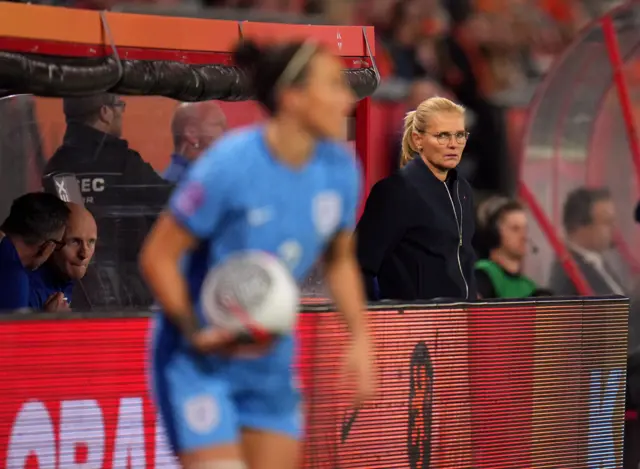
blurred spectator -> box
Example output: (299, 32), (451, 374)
(380, 0), (427, 80)
(474, 196), (548, 298)
(356, 97), (476, 301)
(0, 193), (70, 311)
(28, 203), (97, 311)
(440, 13), (513, 194)
(164, 101), (227, 183)
(43, 93), (166, 203)
(407, 78), (450, 111)
(549, 187), (626, 296)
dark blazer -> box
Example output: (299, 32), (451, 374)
(548, 248), (626, 296)
(356, 157), (477, 301)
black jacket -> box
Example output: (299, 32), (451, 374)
(43, 123), (168, 205)
(356, 158), (477, 301)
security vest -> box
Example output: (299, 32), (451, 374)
(475, 259), (537, 298)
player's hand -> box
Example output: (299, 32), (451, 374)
(44, 292), (71, 312)
(344, 334), (377, 404)
(189, 328), (236, 354)
(190, 329), (276, 356)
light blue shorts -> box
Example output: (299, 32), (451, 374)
(151, 334), (301, 453)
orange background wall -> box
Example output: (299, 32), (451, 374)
(34, 97), (266, 173)
(33, 97), (528, 191)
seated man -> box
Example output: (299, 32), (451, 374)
(548, 187), (625, 295)
(0, 193), (70, 311)
(164, 101), (227, 183)
(29, 203), (97, 311)
(474, 196), (548, 298)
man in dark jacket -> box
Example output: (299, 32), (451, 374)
(548, 187), (625, 296)
(43, 94), (172, 309)
(43, 93), (167, 203)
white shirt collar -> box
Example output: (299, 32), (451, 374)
(567, 242), (604, 268)
(566, 242), (625, 295)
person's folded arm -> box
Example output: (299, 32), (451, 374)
(355, 178), (407, 300)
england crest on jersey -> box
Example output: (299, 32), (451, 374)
(312, 191), (342, 237)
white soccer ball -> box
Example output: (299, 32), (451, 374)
(200, 250), (300, 338)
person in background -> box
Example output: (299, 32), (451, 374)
(0, 193), (70, 312)
(474, 196), (548, 298)
(381, 0), (425, 80)
(164, 101), (227, 183)
(29, 203), (97, 311)
(549, 187), (625, 296)
(439, 11), (514, 195)
(357, 96), (477, 301)
(43, 93), (166, 204)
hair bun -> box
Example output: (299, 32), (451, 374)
(233, 40), (263, 70)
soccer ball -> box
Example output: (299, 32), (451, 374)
(200, 250), (300, 339)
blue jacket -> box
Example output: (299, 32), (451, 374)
(28, 262), (74, 311)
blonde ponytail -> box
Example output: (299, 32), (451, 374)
(399, 96), (466, 168)
(400, 110), (418, 168)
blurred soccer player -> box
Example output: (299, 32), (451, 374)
(29, 203), (97, 311)
(0, 193), (70, 312)
(140, 40), (375, 469)
(164, 101), (227, 183)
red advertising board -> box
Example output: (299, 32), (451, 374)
(0, 299), (630, 469)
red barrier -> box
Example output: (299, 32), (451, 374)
(0, 298), (629, 469)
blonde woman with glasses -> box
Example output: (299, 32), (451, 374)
(356, 97), (478, 301)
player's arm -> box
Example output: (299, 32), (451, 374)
(323, 150), (368, 340)
(323, 231), (368, 341)
(140, 213), (200, 337)
(322, 152), (376, 401)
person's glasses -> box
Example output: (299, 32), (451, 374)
(428, 131), (470, 145)
(46, 239), (66, 250)
(110, 101), (126, 111)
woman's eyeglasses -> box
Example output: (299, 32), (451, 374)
(426, 131), (470, 145)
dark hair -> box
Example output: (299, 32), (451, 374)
(63, 93), (119, 125)
(1, 193), (70, 245)
(474, 197), (524, 257)
(562, 187), (611, 234)
(233, 39), (319, 114)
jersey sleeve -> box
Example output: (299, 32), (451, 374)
(336, 145), (362, 232)
(168, 146), (233, 239)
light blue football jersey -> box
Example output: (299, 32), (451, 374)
(159, 124), (361, 339)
